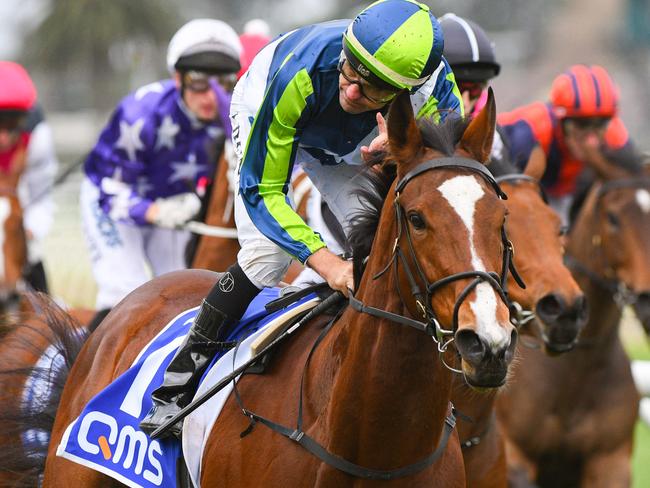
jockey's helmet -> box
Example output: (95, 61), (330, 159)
(0, 61), (37, 113)
(439, 13), (500, 82)
(167, 19), (242, 75)
(550, 65), (619, 119)
(342, 0), (444, 91)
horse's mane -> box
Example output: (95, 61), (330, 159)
(0, 293), (88, 486)
(486, 153), (520, 178)
(347, 114), (471, 284)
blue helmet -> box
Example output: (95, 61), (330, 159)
(343, 0), (445, 90)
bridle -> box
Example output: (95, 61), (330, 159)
(566, 176), (650, 308)
(236, 156), (524, 481)
(349, 157), (524, 372)
(492, 174), (549, 330)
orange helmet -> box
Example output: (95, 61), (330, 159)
(549, 65), (618, 119)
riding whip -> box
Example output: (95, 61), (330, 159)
(149, 290), (345, 439)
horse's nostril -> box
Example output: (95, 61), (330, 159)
(455, 329), (487, 364)
(574, 295), (589, 323)
(637, 292), (650, 307)
(536, 293), (565, 320)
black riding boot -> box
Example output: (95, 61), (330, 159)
(140, 263), (260, 438)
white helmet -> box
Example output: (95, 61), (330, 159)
(167, 19), (242, 75)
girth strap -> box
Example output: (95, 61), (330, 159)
(245, 407), (456, 481)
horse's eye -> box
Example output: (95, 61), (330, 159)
(408, 212), (425, 230)
(606, 211), (620, 228)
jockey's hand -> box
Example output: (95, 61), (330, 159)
(361, 112), (388, 163)
(307, 247), (354, 297)
(146, 192), (201, 229)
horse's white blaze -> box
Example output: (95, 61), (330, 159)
(0, 198), (10, 281)
(438, 176), (509, 350)
(636, 189), (650, 214)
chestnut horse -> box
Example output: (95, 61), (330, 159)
(0, 187), (28, 313)
(43, 91), (518, 487)
(497, 168), (650, 487)
(453, 151), (587, 488)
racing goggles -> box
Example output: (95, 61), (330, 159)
(183, 71), (238, 93)
(565, 116), (611, 131)
(337, 59), (399, 104)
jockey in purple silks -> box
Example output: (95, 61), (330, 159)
(81, 19), (242, 332)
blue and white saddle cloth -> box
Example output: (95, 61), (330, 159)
(57, 288), (319, 488)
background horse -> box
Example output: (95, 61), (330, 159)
(0, 187), (27, 313)
(454, 150), (586, 488)
(497, 165), (650, 487)
(188, 147), (311, 283)
(0, 294), (86, 487)
(43, 91), (518, 487)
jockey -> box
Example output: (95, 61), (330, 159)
(292, 13), (503, 289)
(498, 65), (637, 224)
(81, 19), (242, 332)
(439, 13), (500, 117)
(0, 61), (58, 293)
(141, 0), (464, 437)
(439, 13), (508, 164)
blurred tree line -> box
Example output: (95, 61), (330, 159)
(18, 0), (639, 114)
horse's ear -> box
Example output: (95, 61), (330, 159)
(387, 90), (423, 166)
(458, 87), (496, 164)
(523, 145), (547, 181)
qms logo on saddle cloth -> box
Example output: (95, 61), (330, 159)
(56, 307), (196, 487)
(56, 288), (288, 488)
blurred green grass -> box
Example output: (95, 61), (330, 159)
(627, 331), (650, 488)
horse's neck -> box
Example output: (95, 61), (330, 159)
(309, 196), (452, 466)
(204, 154), (235, 227)
(452, 377), (497, 441)
(191, 154), (240, 270)
(568, 200), (622, 343)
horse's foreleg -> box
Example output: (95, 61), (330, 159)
(580, 441), (633, 488)
(503, 437), (537, 488)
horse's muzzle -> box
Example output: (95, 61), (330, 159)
(535, 293), (588, 352)
(454, 327), (517, 388)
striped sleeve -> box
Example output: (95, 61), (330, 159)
(239, 56), (326, 263)
(415, 58), (464, 122)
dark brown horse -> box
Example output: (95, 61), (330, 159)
(43, 91), (518, 487)
(497, 168), (650, 487)
(453, 148), (587, 488)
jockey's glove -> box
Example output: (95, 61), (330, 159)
(151, 192), (201, 229)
